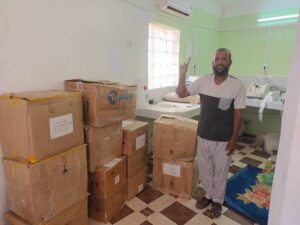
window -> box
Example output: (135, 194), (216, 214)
(148, 23), (180, 89)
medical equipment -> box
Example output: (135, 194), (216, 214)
(246, 82), (270, 99)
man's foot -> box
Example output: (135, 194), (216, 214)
(196, 197), (212, 209)
(210, 202), (222, 218)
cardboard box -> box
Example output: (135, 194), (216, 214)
(88, 183), (126, 223)
(126, 147), (147, 178)
(5, 197), (88, 225)
(89, 157), (126, 198)
(153, 114), (198, 161)
(153, 158), (198, 199)
(84, 123), (122, 172)
(127, 167), (147, 200)
(122, 120), (148, 155)
(3, 145), (88, 225)
(0, 91), (84, 163)
(64, 79), (137, 127)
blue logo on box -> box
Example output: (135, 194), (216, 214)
(107, 91), (135, 105)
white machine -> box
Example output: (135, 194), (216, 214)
(246, 82), (270, 99)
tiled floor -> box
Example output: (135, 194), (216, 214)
(89, 135), (276, 225)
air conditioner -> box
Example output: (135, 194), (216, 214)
(157, 0), (192, 18)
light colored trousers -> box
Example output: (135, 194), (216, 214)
(197, 136), (232, 204)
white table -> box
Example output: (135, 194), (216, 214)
(136, 101), (200, 119)
(246, 98), (284, 111)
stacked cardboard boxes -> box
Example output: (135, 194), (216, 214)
(152, 114), (198, 199)
(122, 120), (148, 200)
(84, 123), (123, 172)
(88, 157), (127, 222)
(0, 91), (88, 225)
(64, 79), (137, 127)
(6, 197), (88, 225)
(65, 79), (137, 223)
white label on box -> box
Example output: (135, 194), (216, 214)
(138, 184), (144, 192)
(136, 133), (146, 150)
(76, 81), (84, 91)
(163, 163), (181, 178)
(115, 174), (120, 185)
(122, 120), (134, 128)
(104, 158), (122, 168)
(49, 113), (73, 140)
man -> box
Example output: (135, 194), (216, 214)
(178, 48), (246, 218)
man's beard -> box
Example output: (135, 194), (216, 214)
(213, 65), (229, 77)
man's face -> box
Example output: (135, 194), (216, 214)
(212, 50), (231, 77)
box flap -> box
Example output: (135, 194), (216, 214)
(65, 79), (118, 85)
(155, 114), (197, 131)
(0, 91), (81, 102)
(123, 120), (148, 131)
(2, 144), (87, 165)
(65, 79), (137, 87)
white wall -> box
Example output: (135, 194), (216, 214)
(0, 0), (156, 223)
(269, 19), (300, 225)
(0, 0), (154, 93)
(1, 0), (299, 224)
(0, 150), (5, 224)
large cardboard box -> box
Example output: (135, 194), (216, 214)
(64, 79), (137, 127)
(126, 147), (147, 178)
(0, 91), (84, 163)
(153, 158), (198, 199)
(127, 167), (147, 200)
(84, 123), (122, 172)
(122, 120), (148, 155)
(89, 157), (126, 198)
(5, 197), (88, 225)
(3, 145), (88, 225)
(88, 183), (126, 223)
(153, 114), (198, 161)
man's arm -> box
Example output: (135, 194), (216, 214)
(226, 108), (243, 155)
(177, 58), (191, 98)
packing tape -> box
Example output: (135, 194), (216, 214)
(1, 92), (82, 104)
(8, 99), (17, 108)
(33, 144), (87, 165)
(11, 148), (17, 157)
(76, 81), (84, 91)
(4, 144), (86, 165)
(28, 155), (39, 164)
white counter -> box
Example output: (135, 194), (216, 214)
(246, 98), (284, 111)
(136, 98), (283, 120)
(136, 101), (200, 119)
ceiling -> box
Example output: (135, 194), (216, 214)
(194, 0), (300, 17)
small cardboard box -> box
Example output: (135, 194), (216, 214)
(89, 157), (126, 198)
(5, 197), (88, 225)
(3, 145), (88, 225)
(126, 147), (147, 178)
(127, 167), (147, 200)
(153, 114), (198, 161)
(0, 91), (84, 163)
(122, 120), (148, 155)
(88, 183), (126, 223)
(153, 158), (198, 199)
(64, 79), (137, 127)
(84, 122), (123, 172)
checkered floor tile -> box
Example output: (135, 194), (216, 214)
(89, 135), (276, 225)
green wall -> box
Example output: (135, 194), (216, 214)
(151, 6), (298, 135)
(152, 7), (298, 77)
(220, 9), (298, 76)
(155, 7), (220, 75)
(219, 9), (298, 135)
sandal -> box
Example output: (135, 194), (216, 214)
(210, 202), (222, 218)
(196, 197), (212, 209)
